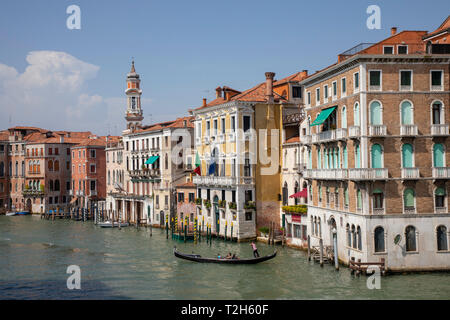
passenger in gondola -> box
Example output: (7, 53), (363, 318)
(232, 253), (238, 260)
(225, 252), (232, 259)
(217, 253), (222, 259)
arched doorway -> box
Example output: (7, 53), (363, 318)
(160, 210), (165, 226)
(213, 195), (219, 234)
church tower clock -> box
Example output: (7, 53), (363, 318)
(125, 60), (144, 131)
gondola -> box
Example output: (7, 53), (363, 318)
(173, 247), (277, 264)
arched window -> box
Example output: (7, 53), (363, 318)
(49, 180), (54, 191)
(402, 144), (414, 168)
(318, 217), (321, 237)
(354, 102), (360, 126)
(401, 101), (413, 125)
(15, 161), (18, 176)
(341, 106), (347, 128)
(437, 225), (448, 251)
(346, 224), (351, 246)
(403, 188), (415, 212)
(371, 144), (382, 168)
(356, 189), (362, 211)
(54, 160), (59, 172)
(317, 148), (321, 169)
(435, 187), (446, 209)
(355, 144), (360, 168)
(107, 171), (110, 185)
(433, 143), (444, 167)
(432, 101), (443, 125)
(282, 182), (288, 206)
(313, 217), (317, 236)
(373, 188), (384, 210)
(344, 187), (349, 208)
(48, 160), (53, 171)
(405, 226), (417, 252)
(351, 225), (356, 248)
(374, 226), (385, 252)
(343, 145), (348, 168)
(370, 101), (382, 125)
(308, 149), (312, 169)
(54, 180), (60, 191)
(357, 226), (362, 250)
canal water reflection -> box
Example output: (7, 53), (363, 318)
(0, 216), (449, 299)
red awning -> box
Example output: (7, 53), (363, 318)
(289, 188), (307, 199)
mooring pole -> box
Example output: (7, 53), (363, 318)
(307, 235), (311, 261)
(319, 238), (324, 267)
(166, 215), (169, 239)
(333, 228), (339, 270)
(224, 221), (227, 242)
(231, 222), (233, 242)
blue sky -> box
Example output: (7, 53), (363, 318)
(0, 0), (448, 135)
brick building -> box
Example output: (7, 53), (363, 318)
(300, 20), (450, 271)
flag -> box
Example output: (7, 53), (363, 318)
(208, 161), (216, 175)
(194, 152), (201, 175)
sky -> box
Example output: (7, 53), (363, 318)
(0, 0), (448, 135)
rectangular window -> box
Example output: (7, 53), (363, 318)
(165, 195), (168, 205)
(221, 118), (225, 134)
(292, 86), (302, 98)
(213, 119), (218, 135)
(90, 149), (96, 158)
(341, 78), (346, 95)
(369, 70), (381, 90)
(189, 193), (195, 203)
(90, 180), (96, 191)
(324, 85), (328, 100)
(354, 72), (359, 91)
(178, 192), (184, 202)
(156, 195), (159, 205)
(398, 45), (408, 54)
(400, 70), (412, 90)
(243, 116), (251, 132)
(49, 148), (52, 155)
(316, 88), (320, 104)
(307, 92), (311, 105)
(244, 158), (251, 177)
(431, 70), (443, 90)
(231, 116), (236, 131)
(332, 81), (337, 98)
(90, 164), (96, 173)
(206, 121), (210, 136)
(383, 46), (394, 54)
(245, 211), (252, 221)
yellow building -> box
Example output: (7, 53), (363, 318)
(191, 71), (307, 240)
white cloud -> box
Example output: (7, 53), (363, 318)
(0, 51), (130, 134)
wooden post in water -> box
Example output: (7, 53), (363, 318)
(118, 210), (121, 230)
(307, 235), (311, 261)
(171, 217), (174, 240)
(224, 221), (227, 242)
(112, 210), (115, 228)
(333, 230), (339, 270)
(166, 215), (169, 239)
(230, 222), (233, 242)
(319, 238), (324, 267)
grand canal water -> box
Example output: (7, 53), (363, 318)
(0, 215), (449, 300)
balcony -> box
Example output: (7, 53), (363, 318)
(335, 128), (347, 140)
(302, 135), (312, 145)
(193, 176), (254, 186)
(303, 169), (348, 180)
(435, 207), (448, 214)
(401, 168), (420, 179)
(431, 124), (449, 136)
(432, 167), (450, 179)
(348, 126), (360, 138)
(369, 125), (387, 137)
(400, 124), (418, 136)
(76, 190), (85, 196)
(23, 189), (45, 197)
(348, 168), (388, 180)
(403, 207), (416, 215)
(372, 208), (385, 215)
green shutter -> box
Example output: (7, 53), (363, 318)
(401, 101), (413, 125)
(371, 144), (382, 168)
(402, 144), (413, 168)
(370, 101), (382, 125)
(404, 189), (415, 207)
(357, 189), (362, 209)
(354, 104), (360, 126)
(317, 149), (321, 169)
(343, 146), (348, 168)
(356, 145), (360, 168)
(435, 188), (445, 196)
(342, 108), (347, 128)
(345, 188), (349, 206)
(433, 144), (444, 167)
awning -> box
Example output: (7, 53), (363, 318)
(310, 106), (336, 126)
(289, 188), (307, 199)
(145, 155), (159, 165)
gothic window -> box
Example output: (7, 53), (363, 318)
(131, 97), (136, 109)
(437, 225), (448, 251)
(48, 160), (53, 171)
(54, 160), (59, 172)
(433, 143), (444, 167)
(54, 180), (60, 191)
(370, 101), (382, 125)
(435, 187), (446, 209)
(405, 226), (417, 252)
(401, 101), (413, 125)
(402, 144), (414, 168)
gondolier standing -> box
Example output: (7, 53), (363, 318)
(251, 242), (260, 258)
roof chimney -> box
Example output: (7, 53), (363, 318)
(202, 98), (207, 107)
(300, 70), (308, 79)
(265, 72), (275, 103)
(391, 27), (397, 36)
(215, 86), (222, 99)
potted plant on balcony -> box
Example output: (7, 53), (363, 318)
(203, 199), (211, 209)
(244, 201), (256, 210)
(218, 200), (226, 208)
(40, 184), (45, 193)
(228, 202), (237, 210)
(195, 198), (202, 206)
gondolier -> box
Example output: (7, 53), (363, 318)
(251, 242), (260, 258)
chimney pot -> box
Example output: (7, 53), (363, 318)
(215, 86), (222, 99)
(265, 72), (275, 102)
(202, 98), (207, 107)
(391, 27), (397, 36)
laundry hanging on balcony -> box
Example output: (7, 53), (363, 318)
(145, 155), (159, 165)
(289, 188), (307, 199)
(310, 106), (337, 126)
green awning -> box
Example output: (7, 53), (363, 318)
(145, 156), (159, 165)
(310, 107), (336, 126)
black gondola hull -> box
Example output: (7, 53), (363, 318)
(173, 248), (277, 264)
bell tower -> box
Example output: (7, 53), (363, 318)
(125, 60), (144, 131)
